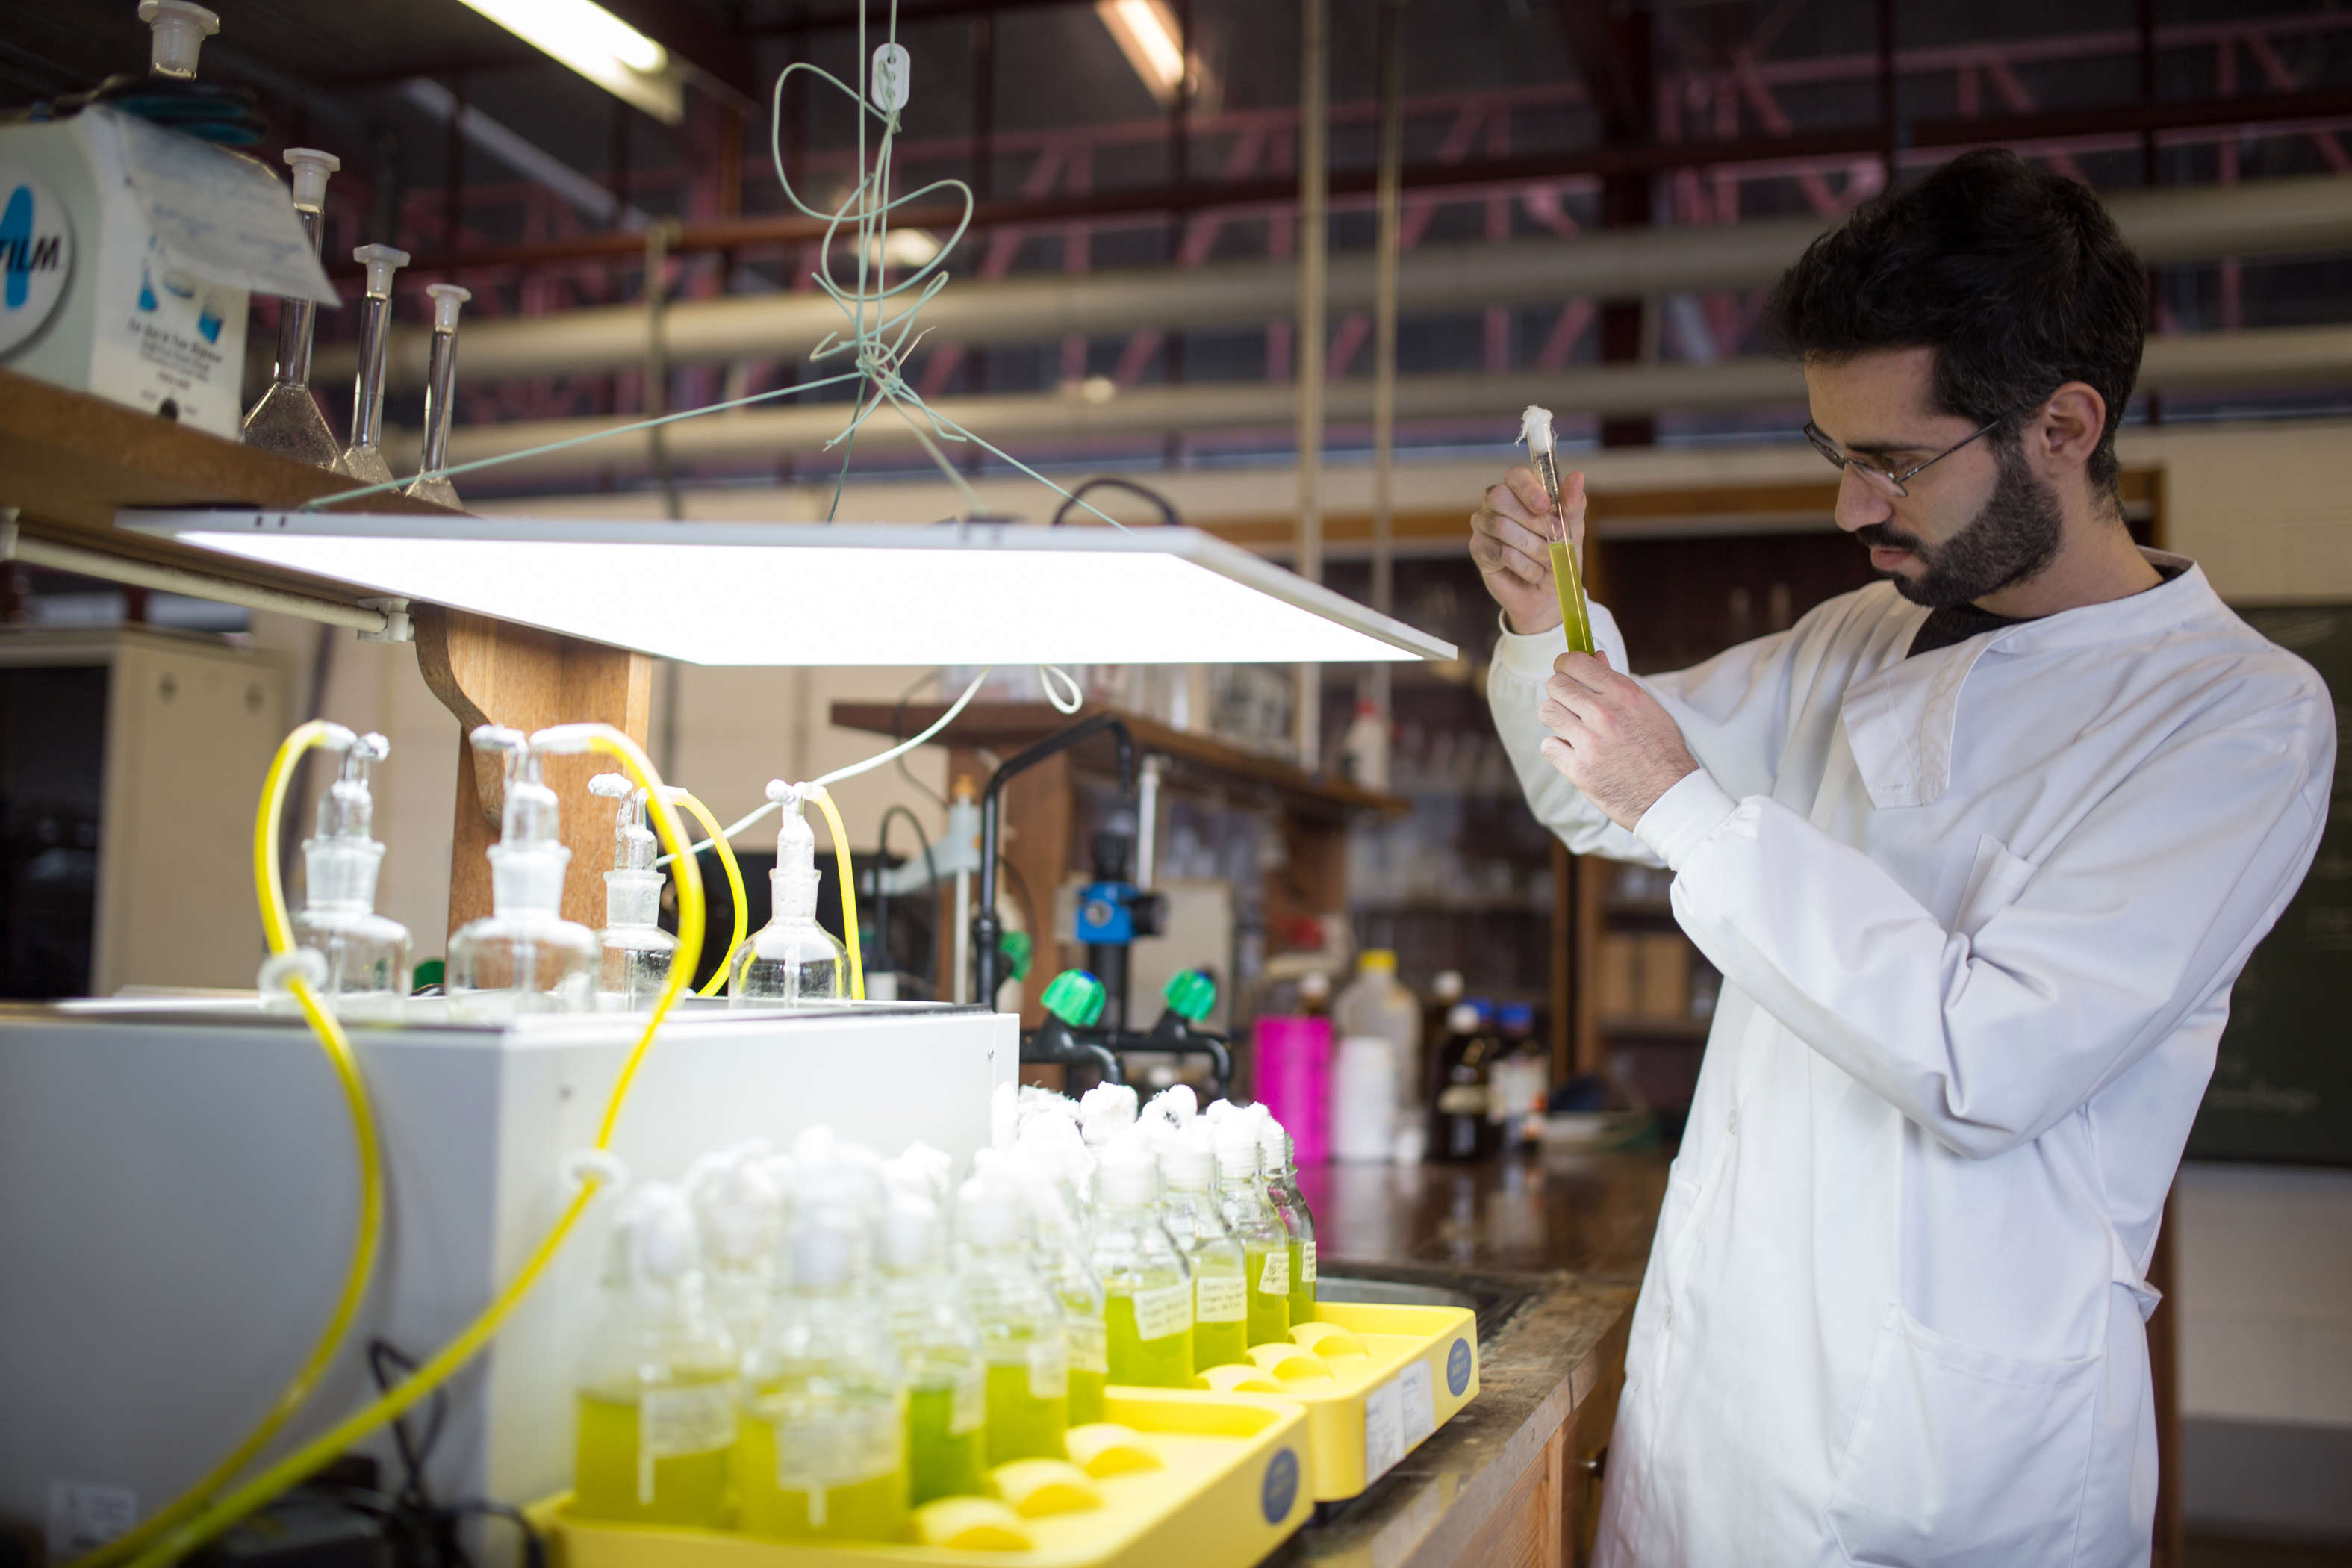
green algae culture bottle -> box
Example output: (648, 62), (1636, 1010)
(1159, 1137), (1249, 1371)
(1257, 1116), (1319, 1331)
(1215, 1122), (1292, 1348)
(738, 1204), (911, 1543)
(1089, 1148), (1195, 1387)
(1013, 1168), (1110, 1426)
(956, 1175), (1071, 1465)
(572, 1183), (741, 1528)
(877, 1194), (989, 1505)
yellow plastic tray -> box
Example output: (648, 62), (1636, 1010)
(1195, 1303), (1479, 1502)
(530, 1389), (1311, 1568)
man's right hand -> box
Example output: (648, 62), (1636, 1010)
(1472, 465), (1587, 637)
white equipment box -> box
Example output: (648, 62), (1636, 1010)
(0, 998), (1015, 1553)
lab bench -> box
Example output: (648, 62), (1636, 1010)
(1274, 1151), (1666, 1568)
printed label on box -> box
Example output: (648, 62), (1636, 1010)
(1363, 1378), (1406, 1483)
(1397, 1359), (1436, 1447)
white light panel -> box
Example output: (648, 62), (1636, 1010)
(119, 514), (1458, 668)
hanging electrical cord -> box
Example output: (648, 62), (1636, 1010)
(657, 661), (993, 868)
(296, 5), (1127, 529)
(891, 668), (951, 809)
(72, 723), (391, 1568)
(122, 724), (703, 1568)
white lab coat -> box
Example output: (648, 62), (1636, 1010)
(1487, 551), (2333, 1568)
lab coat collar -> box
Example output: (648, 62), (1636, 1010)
(1841, 549), (2215, 809)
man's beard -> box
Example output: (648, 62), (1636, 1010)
(1855, 443), (2063, 609)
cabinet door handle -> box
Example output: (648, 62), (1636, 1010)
(1581, 1446), (1608, 1480)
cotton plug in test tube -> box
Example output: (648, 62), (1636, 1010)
(1518, 405), (1595, 655)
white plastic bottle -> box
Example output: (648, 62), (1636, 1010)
(288, 729), (411, 1020)
(572, 1183), (739, 1528)
(738, 1204), (910, 1541)
(1334, 948), (1422, 1113)
(590, 774), (681, 1011)
(731, 784), (850, 1007)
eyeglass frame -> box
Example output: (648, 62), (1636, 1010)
(1802, 409), (2022, 499)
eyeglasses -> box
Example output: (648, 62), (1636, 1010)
(1803, 412), (2013, 499)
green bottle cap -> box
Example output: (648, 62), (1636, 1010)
(1041, 968), (1107, 1028)
(1163, 967), (1216, 1022)
(999, 929), (1034, 982)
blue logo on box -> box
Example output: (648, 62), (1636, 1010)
(1447, 1338), (1472, 1396)
(1262, 1448), (1300, 1523)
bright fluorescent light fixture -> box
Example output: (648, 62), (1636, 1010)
(121, 514), (1458, 668)
(457, 0), (683, 123)
(1096, 0), (1186, 105)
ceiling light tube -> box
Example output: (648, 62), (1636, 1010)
(1095, 0), (1186, 106)
(119, 514), (1457, 668)
(456, 0), (682, 123)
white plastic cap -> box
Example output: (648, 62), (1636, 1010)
(1446, 1002), (1481, 1036)
(1301, 971), (1331, 1003)
(282, 147), (340, 211)
(1160, 1140), (1212, 1188)
(1256, 1116), (1290, 1170)
(1213, 1123), (1262, 1183)
(352, 243), (411, 299)
(139, 0), (217, 79)
(426, 283), (471, 332)
(1433, 970), (1464, 1002)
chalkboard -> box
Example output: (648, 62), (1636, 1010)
(2185, 605), (2352, 1166)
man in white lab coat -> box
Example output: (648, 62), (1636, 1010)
(1475, 149), (2335, 1567)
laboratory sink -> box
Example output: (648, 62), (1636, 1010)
(1316, 1263), (1552, 1346)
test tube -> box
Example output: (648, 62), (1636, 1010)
(242, 149), (342, 468)
(339, 243), (411, 488)
(404, 284), (471, 509)
(1518, 405), (1595, 656)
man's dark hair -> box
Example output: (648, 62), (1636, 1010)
(1766, 149), (2147, 502)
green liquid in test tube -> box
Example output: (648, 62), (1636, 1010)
(1521, 405), (1595, 656)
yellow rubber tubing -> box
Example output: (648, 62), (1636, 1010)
(73, 722), (390, 1568)
(123, 725), (703, 1568)
(805, 784), (865, 1000)
(672, 791), (747, 998)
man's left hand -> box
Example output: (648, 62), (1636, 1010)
(1537, 651), (1703, 831)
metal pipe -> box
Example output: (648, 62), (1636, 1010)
(1294, 0), (1328, 773)
(401, 319), (2352, 479)
(1369, 0), (1404, 743)
(974, 714), (1135, 1011)
(0, 514), (398, 635)
(326, 174), (2352, 393)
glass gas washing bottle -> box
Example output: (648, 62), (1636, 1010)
(445, 727), (598, 1019)
(572, 1183), (740, 1528)
(730, 783), (849, 1007)
(738, 1204), (911, 1542)
(589, 774), (680, 1011)
(287, 729), (411, 1020)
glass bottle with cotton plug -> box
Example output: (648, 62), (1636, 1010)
(1159, 1133), (1248, 1371)
(738, 1203), (910, 1542)
(877, 1194), (989, 1504)
(955, 1175), (1070, 1465)
(1257, 1113), (1318, 1330)
(1089, 1146), (1194, 1388)
(572, 1182), (739, 1529)
(1214, 1121), (1291, 1348)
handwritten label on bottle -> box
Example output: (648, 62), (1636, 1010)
(1069, 1315), (1110, 1375)
(777, 1404), (901, 1493)
(1302, 1241), (1317, 1284)
(1258, 1249), (1291, 1296)
(1130, 1282), (1192, 1342)
(639, 1384), (737, 1505)
(1027, 1336), (1069, 1401)
(1197, 1273), (1248, 1322)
